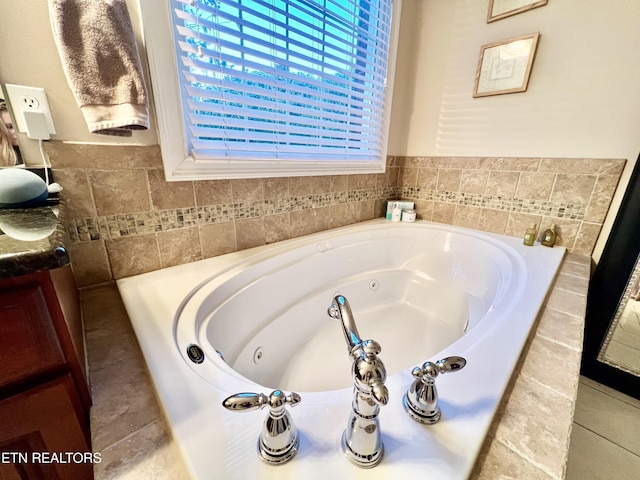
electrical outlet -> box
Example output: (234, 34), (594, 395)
(4, 84), (56, 135)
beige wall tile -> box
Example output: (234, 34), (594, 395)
(235, 217), (266, 250)
(68, 240), (112, 287)
(231, 178), (264, 203)
(330, 175), (349, 192)
(195, 179), (232, 205)
(453, 205), (480, 229)
(148, 169), (195, 210)
(414, 199), (433, 221)
(539, 158), (625, 175)
(477, 157), (539, 171)
(550, 174), (596, 204)
(399, 167), (418, 188)
(89, 169), (151, 216)
(357, 200), (376, 221)
(363, 174), (378, 189)
(603, 158), (626, 176)
(584, 174), (622, 222)
(426, 157), (477, 169)
(55, 169), (96, 218)
(264, 213), (290, 244)
(515, 172), (555, 200)
(350, 175), (365, 188)
(105, 235), (161, 279)
(573, 222), (603, 256)
(460, 170), (489, 194)
(57, 147), (624, 285)
(417, 168), (438, 190)
(200, 222), (236, 258)
(349, 174), (374, 190)
(327, 203), (351, 229)
(374, 173), (387, 188)
(478, 209), (509, 234)
(264, 177), (290, 200)
(437, 169), (462, 192)
(290, 207), (330, 237)
(402, 157), (429, 168)
(374, 199), (387, 218)
(157, 227), (202, 268)
(386, 166), (400, 187)
(432, 202), (455, 224)
(290, 175), (330, 196)
(486, 171), (519, 197)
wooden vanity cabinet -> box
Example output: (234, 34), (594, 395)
(0, 265), (93, 480)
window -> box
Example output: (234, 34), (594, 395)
(140, 0), (401, 180)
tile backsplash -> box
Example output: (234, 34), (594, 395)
(47, 142), (623, 287)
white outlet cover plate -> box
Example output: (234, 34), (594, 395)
(4, 84), (56, 135)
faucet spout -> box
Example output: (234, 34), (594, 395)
(327, 294), (388, 468)
(328, 294), (362, 351)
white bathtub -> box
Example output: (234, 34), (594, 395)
(117, 219), (565, 479)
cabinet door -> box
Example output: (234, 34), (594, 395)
(0, 285), (65, 389)
(0, 375), (94, 480)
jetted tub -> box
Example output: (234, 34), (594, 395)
(117, 219), (566, 479)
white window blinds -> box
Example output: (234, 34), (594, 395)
(170, 0), (395, 167)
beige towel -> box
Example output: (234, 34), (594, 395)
(49, 0), (149, 137)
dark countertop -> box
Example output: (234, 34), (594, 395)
(0, 204), (70, 278)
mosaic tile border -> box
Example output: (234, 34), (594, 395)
(68, 183), (588, 244)
(67, 187), (396, 243)
(400, 187), (587, 219)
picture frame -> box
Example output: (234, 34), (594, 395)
(487, 0), (548, 23)
(473, 32), (540, 98)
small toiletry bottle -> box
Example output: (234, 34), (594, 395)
(386, 201), (397, 220)
(391, 205), (402, 222)
(523, 223), (537, 246)
(401, 209), (416, 223)
(541, 224), (557, 247)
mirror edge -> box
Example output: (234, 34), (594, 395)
(583, 153), (640, 400)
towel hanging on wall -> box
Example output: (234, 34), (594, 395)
(48, 0), (149, 137)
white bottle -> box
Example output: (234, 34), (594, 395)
(391, 205), (402, 222)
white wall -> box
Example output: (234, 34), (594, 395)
(388, 0), (640, 261)
(0, 0), (157, 147)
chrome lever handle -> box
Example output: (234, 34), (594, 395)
(403, 356), (467, 424)
(222, 390), (301, 412)
(222, 390), (301, 465)
(411, 356), (467, 380)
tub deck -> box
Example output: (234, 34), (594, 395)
(86, 221), (587, 479)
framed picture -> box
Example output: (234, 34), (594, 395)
(473, 32), (540, 98)
(487, 0), (548, 23)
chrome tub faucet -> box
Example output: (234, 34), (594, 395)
(403, 356), (466, 424)
(328, 294), (388, 468)
(222, 389), (301, 465)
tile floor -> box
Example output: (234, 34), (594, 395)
(566, 376), (640, 480)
